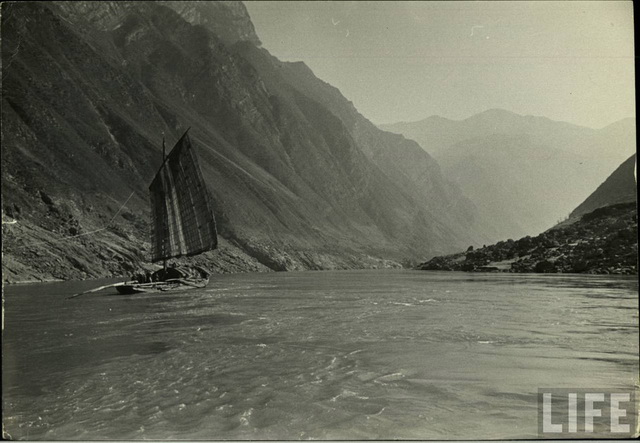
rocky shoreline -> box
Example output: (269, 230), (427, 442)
(2, 204), (402, 284)
(418, 202), (637, 275)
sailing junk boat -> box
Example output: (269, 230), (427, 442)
(116, 129), (218, 294)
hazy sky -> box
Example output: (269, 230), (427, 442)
(244, 1), (634, 129)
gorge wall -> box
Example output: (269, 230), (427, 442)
(2, 1), (491, 282)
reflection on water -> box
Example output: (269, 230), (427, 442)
(2, 270), (638, 439)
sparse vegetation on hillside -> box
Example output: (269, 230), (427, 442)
(419, 203), (637, 275)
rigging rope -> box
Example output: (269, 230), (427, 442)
(15, 191), (136, 248)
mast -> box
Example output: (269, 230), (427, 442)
(162, 132), (166, 161)
(162, 132), (167, 273)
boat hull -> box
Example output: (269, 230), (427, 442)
(116, 277), (209, 294)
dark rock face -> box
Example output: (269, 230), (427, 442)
(2, 1), (486, 282)
(161, 1), (261, 46)
(569, 154), (637, 220)
(419, 203), (637, 275)
(234, 43), (494, 251)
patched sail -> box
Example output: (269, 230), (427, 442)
(149, 131), (217, 262)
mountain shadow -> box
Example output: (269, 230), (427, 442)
(2, 1), (491, 282)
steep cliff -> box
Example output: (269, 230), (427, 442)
(161, 1), (261, 46)
(2, 1), (488, 282)
(569, 154), (636, 220)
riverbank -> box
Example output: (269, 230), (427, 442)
(418, 202), (637, 275)
(1, 217), (271, 284)
(2, 201), (403, 284)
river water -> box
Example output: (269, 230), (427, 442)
(2, 270), (638, 440)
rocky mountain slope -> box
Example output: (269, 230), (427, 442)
(569, 154), (636, 220)
(382, 110), (636, 239)
(2, 1), (489, 282)
(418, 156), (637, 274)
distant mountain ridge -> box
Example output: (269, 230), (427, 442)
(382, 109), (636, 239)
(1, 1), (491, 282)
(381, 109), (596, 155)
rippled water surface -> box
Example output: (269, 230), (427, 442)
(3, 270), (638, 439)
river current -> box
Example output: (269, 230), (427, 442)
(3, 270), (638, 439)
